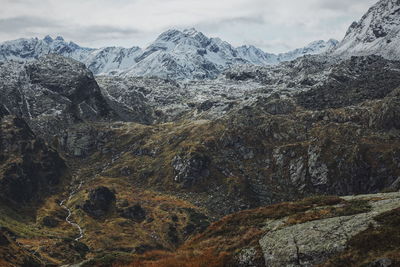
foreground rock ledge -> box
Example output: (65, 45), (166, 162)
(259, 192), (400, 267)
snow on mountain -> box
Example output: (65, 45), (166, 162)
(0, 29), (337, 79)
(236, 45), (279, 65)
(83, 46), (142, 75)
(0, 35), (93, 62)
(122, 28), (338, 79)
(0, 36), (142, 75)
(333, 0), (400, 60)
(122, 28), (248, 79)
(278, 39), (339, 62)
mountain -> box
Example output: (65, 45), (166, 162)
(0, 54), (118, 138)
(277, 39), (338, 62)
(0, 35), (143, 75)
(121, 28), (248, 79)
(0, 29), (337, 79)
(334, 0), (400, 60)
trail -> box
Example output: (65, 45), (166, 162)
(59, 179), (84, 241)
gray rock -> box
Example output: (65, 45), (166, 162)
(172, 153), (210, 187)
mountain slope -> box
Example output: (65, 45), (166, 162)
(278, 39), (338, 62)
(334, 0), (400, 59)
(119, 193), (400, 267)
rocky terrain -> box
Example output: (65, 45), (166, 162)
(0, 0), (400, 266)
(120, 193), (400, 266)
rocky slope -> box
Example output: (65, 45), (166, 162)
(97, 54), (400, 123)
(0, 114), (68, 206)
(119, 192), (400, 267)
(0, 30), (337, 79)
(67, 76), (400, 218)
(0, 113), (71, 266)
(334, 0), (400, 60)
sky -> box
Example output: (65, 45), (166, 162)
(0, 0), (378, 53)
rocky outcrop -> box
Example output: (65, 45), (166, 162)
(259, 193), (400, 267)
(60, 123), (114, 157)
(0, 54), (116, 138)
(119, 204), (147, 222)
(82, 186), (116, 218)
(172, 152), (211, 188)
(0, 115), (68, 205)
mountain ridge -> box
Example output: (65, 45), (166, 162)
(0, 29), (337, 79)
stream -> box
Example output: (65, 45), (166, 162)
(59, 179), (84, 241)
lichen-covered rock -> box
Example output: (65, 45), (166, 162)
(259, 193), (400, 267)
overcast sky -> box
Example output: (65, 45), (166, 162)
(0, 0), (377, 53)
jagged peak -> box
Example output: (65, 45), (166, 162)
(43, 35), (53, 43)
(55, 36), (65, 42)
(182, 27), (200, 36)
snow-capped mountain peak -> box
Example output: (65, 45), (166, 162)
(333, 0), (400, 60)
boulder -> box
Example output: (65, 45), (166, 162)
(120, 204), (146, 222)
(82, 186), (116, 218)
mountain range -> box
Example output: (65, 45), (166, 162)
(1, 0), (400, 266)
(1, 1), (400, 80)
(0, 28), (337, 79)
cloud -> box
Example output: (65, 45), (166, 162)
(0, 16), (61, 33)
(0, 0), (379, 53)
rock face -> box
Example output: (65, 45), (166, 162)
(333, 0), (400, 60)
(259, 193), (400, 267)
(82, 186), (116, 218)
(0, 115), (67, 205)
(0, 54), (116, 137)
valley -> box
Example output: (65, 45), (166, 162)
(0, 0), (400, 266)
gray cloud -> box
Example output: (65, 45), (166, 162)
(0, 15), (142, 45)
(0, 16), (61, 33)
(0, 0), (379, 53)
